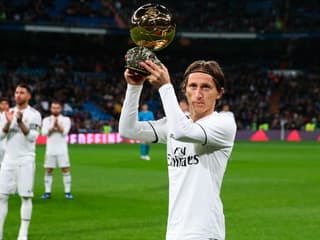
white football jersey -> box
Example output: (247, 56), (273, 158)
(0, 106), (41, 164)
(42, 115), (71, 155)
(0, 112), (7, 162)
(162, 113), (235, 240)
(119, 84), (237, 240)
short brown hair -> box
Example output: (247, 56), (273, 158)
(51, 100), (62, 106)
(17, 83), (32, 95)
(182, 60), (225, 91)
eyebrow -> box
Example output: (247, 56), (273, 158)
(188, 81), (214, 86)
(186, 71), (220, 87)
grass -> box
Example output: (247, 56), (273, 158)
(3, 141), (320, 239)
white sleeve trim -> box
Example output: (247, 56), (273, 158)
(26, 112), (41, 142)
(26, 129), (39, 142)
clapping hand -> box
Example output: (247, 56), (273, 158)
(5, 110), (14, 123)
(54, 117), (58, 128)
(16, 111), (23, 123)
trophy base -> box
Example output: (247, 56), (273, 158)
(125, 66), (150, 76)
(125, 46), (162, 76)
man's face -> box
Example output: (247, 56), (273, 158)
(142, 104), (148, 112)
(0, 100), (9, 112)
(15, 87), (31, 106)
(51, 103), (62, 116)
(185, 72), (223, 120)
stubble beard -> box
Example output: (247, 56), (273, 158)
(16, 99), (28, 109)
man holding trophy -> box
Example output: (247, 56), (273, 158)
(120, 3), (237, 240)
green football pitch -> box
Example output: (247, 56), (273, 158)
(3, 141), (320, 240)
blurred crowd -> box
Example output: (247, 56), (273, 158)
(222, 63), (320, 131)
(0, 0), (117, 27)
(0, 53), (319, 133)
(0, 53), (125, 133)
(118, 0), (320, 32)
(0, 0), (320, 32)
(0, 0), (319, 133)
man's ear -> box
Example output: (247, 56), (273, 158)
(216, 87), (225, 100)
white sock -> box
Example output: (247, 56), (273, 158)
(18, 197), (32, 238)
(0, 194), (8, 240)
(63, 172), (71, 193)
(44, 173), (53, 193)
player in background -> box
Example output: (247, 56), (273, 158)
(0, 97), (9, 169)
(41, 101), (73, 200)
(119, 60), (236, 240)
(222, 103), (231, 113)
(0, 84), (42, 240)
(138, 103), (154, 160)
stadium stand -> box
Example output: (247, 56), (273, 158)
(0, 0), (320, 32)
(0, 1), (319, 133)
(0, 51), (319, 132)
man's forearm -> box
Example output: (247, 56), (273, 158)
(17, 121), (30, 136)
(47, 127), (55, 136)
(56, 123), (64, 134)
(2, 121), (11, 133)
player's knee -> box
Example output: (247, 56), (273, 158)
(46, 168), (54, 174)
(62, 167), (69, 173)
(21, 197), (32, 205)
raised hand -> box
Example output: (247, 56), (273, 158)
(124, 68), (147, 86)
(140, 60), (171, 89)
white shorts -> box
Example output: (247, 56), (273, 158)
(44, 154), (70, 168)
(0, 162), (35, 197)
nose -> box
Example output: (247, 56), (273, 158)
(194, 87), (203, 99)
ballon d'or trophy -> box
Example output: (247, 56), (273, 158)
(125, 3), (176, 75)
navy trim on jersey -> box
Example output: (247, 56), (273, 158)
(147, 121), (158, 143)
(195, 122), (207, 145)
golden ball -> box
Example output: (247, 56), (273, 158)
(130, 3), (176, 51)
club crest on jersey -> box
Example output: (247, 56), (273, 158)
(168, 147), (199, 167)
